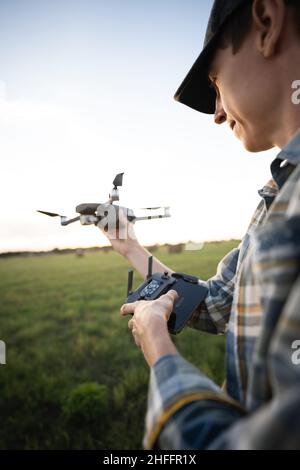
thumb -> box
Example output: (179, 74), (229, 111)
(165, 289), (179, 303)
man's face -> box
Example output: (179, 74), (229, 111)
(209, 29), (279, 152)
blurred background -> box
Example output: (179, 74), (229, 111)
(0, 0), (279, 450)
(0, 0), (278, 254)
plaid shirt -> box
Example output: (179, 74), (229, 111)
(143, 129), (300, 450)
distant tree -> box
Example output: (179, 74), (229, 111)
(146, 244), (159, 253)
(76, 249), (85, 258)
(101, 246), (113, 254)
(168, 244), (184, 254)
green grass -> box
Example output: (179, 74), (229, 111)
(0, 241), (238, 449)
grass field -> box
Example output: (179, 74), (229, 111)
(0, 241), (238, 450)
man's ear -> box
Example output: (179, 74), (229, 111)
(252, 0), (286, 58)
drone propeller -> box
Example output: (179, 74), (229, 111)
(141, 207), (163, 210)
(37, 210), (80, 226)
(113, 173), (124, 188)
(37, 210), (63, 217)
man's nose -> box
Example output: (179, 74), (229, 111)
(214, 95), (227, 125)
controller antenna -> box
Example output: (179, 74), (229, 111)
(147, 256), (153, 280)
(127, 270), (134, 296)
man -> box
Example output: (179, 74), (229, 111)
(101, 0), (300, 449)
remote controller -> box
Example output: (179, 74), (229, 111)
(125, 256), (208, 334)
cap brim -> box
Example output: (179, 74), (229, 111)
(174, 38), (218, 115)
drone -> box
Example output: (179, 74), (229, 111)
(37, 173), (171, 228)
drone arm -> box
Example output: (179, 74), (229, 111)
(134, 207), (171, 222)
(60, 216), (81, 226)
(134, 215), (169, 222)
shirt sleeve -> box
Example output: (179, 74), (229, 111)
(188, 245), (240, 335)
(143, 354), (246, 449)
(189, 199), (267, 335)
(144, 271), (300, 450)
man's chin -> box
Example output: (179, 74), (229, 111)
(241, 135), (274, 153)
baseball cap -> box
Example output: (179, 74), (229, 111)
(174, 0), (249, 114)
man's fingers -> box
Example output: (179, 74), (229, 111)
(132, 330), (141, 348)
(121, 291), (178, 316)
(120, 302), (138, 316)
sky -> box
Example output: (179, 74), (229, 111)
(0, 0), (279, 253)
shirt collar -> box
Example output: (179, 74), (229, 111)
(258, 178), (279, 199)
(258, 128), (300, 203)
(277, 127), (300, 165)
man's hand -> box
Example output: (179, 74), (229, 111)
(120, 290), (179, 367)
(97, 205), (139, 258)
(97, 201), (173, 280)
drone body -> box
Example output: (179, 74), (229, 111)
(37, 173), (171, 228)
